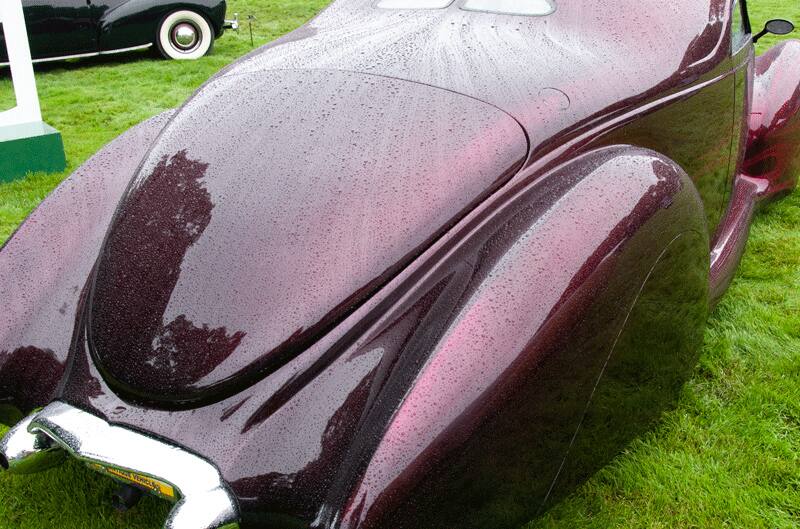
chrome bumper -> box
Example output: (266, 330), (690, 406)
(223, 14), (239, 30)
(0, 402), (240, 529)
(0, 413), (65, 473)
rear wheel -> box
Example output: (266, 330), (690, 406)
(156, 10), (214, 60)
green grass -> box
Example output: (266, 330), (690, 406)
(1, 1), (799, 528)
(0, 0), (329, 241)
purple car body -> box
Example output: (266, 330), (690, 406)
(1, 1), (799, 528)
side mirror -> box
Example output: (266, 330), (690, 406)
(753, 19), (795, 43)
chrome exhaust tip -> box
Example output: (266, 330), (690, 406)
(111, 483), (144, 512)
(0, 413), (66, 474)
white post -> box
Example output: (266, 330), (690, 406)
(0, 0), (43, 127)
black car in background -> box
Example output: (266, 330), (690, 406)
(0, 0), (236, 64)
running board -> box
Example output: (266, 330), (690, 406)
(709, 173), (770, 305)
(0, 44), (153, 67)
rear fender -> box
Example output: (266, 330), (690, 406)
(324, 146), (709, 529)
(0, 112), (172, 422)
(99, 0), (226, 50)
(743, 39), (800, 201)
(99, 0), (161, 50)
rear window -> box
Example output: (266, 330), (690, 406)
(377, 0), (557, 15)
(462, 0), (556, 15)
(376, 0), (454, 8)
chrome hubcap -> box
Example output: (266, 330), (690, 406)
(171, 22), (199, 51)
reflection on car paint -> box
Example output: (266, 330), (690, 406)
(0, 0), (799, 528)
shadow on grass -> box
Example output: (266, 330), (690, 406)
(0, 458), (169, 529)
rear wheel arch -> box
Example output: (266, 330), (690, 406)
(97, 0), (161, 51)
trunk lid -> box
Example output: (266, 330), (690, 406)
(88, 69), (527, 406)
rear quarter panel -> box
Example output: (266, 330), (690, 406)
(322, 146), (710, 529)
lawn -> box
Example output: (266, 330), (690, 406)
(1, 1), (799, 528)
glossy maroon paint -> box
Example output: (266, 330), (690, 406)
(331, 147), (709, 529)
(710, 39), (800, 301)
(225, 0), (739, 231)
(710, 174), (763, 302)
(0, 111), (173, 417)
(89, 70), (527, 405)
(0, 1), (798, 528)
(744, 40), (800, 200)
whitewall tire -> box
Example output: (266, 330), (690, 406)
(156, 10), (214, 60)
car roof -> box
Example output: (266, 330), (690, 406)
(223, 0), (731, 160)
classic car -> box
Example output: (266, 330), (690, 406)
(0, 0), (798, 528)
(0, 0), (237, 64)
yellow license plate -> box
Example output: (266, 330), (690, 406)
(88, 463), (177, 500)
